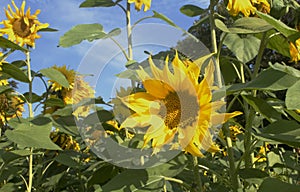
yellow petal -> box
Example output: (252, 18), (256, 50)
(143, 79), (172, 99)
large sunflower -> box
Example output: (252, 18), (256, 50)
(227, 0), (256, 17)
(128, 0), (152, 12)
(119, 53), (242, 156)
(0, 0), (49, 47)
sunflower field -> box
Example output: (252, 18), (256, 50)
(0, 0), (300, 191)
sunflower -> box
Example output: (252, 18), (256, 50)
(289, 38), (300, 63)
(251, 0), (270, 14)
(0, 0), (49, 47)
(119, 53), (242, 156)
(128, 0), (152, 12)
(0, 93), (24, 126)
(47, 65), (94, 118)
(0, 52), (8, 86)
(227, 0), (256, 17)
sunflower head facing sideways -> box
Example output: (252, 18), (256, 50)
(128, 0), (152, 12)
(0, 0), (49, 47)
(227, 0), (270, 17)
(119, 52), (242, 156)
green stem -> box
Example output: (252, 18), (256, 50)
(244, 32), (268, 169)
(109, 36), (130, 61)
(222, 124), (239, 191)
(26, 51), (34, 192)
(126, 2), (133, 60)
(192, 156), (203, 192)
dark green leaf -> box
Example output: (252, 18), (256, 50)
(11, 60), (27, 68)
(258, 178), (300, 192)
(271, 63), (300, 78)
(80, 0), (116, 8)
(256, 11), (300, 42)
(40, 68), (69, 88)
(0, 183), (18, 192)
(286, 80), (300, 110)
(255, 120), (300, 147)
(242, 95), (282, 122)
(5, 118), (61, 150)
(1, 63), (29, 83)
(223, 34), (260, 63)
(55, 151), (80, 168)
(38, 27), (58, 32)
(238, 168), (269, 179)
(83, 110), (114, 125)
(0, 86), (12, 94)
(44, 98), (65, 107)
(59, 24), (106, 47)
(180, 4), (205, 17)
(0, 36), (27, 52)
(23, 92), (42, 103)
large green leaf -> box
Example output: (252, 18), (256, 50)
(102, 155), (187, 192)
(44, 98), (65, 108)
(258, 178), (300, 192)
(1, 63), (29, 83)
(0, 183), (18, 192)
(227, 68), (299, 93)
(256, 11), (300, 42)
(80, 0), (117, 8)
(271, 63), (300, 78)
(255, 120), (300, 147)
(242, 95), (282, 122)
(215, 18), (272, 34)
(59, 24), (106, 47)
(286, 80), (300, 110)
(223, 34), (260, 63)
(5, 117), (61, 150)
(180, 4), (205, 17)
(0, 36), (27, 52)
(40, 68), (69, 88)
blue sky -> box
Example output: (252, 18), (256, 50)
(0, 0), (210, 102)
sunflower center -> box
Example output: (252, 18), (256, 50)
(12, 18), (33, 38)
(163, 92), (181, 129)
(161, 91), (200, 130)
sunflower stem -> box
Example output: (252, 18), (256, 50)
(26, 51), (34, 192)
(126, 2), (133, 60)
(244, 32), (268, 169)
(222, 123), (239, 191)
(192, 156), (203, 192)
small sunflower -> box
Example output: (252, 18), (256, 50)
(128, 0), (152, 12)
(227, 0), (256, 17)
(119, 53), (242, 156)
(50, 129), (80, 151)
(0, 93), (24, 126)
(47, 65), (94, 118)
(289, 38), (300, 63)
(0, 0), (49, 47)
(0, 52), (9, 86)
(251, 0), (270, 14)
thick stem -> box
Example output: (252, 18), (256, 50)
(244, 32), (268, 169)
(126, 2), (133, 60)
(26, 51), (34, 192)
(222, 124), (239, 191)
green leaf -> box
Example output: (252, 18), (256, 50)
(286, 80), (300, 110)
(106, 28), (121, 37)
(256, 11), (300, 42)
(238, 168), (269, 184)
(223, 34), (260, 63)
(271, 63), (300, 78)
(215, 18), (272, 34)
(55, 151), (80, 168)
(258, 178), (300, 192)
(0, 183), (18, 192)
(44, 98), (65, 107)
(80, 0), (116, 8)
(180, 4), (205, 17)
(83, 110), (114, 125)
(255, 120), (300, 147)
(0, 36), (27, 52)
(5, 118), (61, 150)
(59, 24), (106, 47)
(1, 63), (29, 83)
(0, 86), (12, 94)
(23, 92), (42, 103)
(38, 27), (58, 32)
(227, 68), (299, 93)
(40, 68), (69, 88)
(242, 95), (282, 122)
